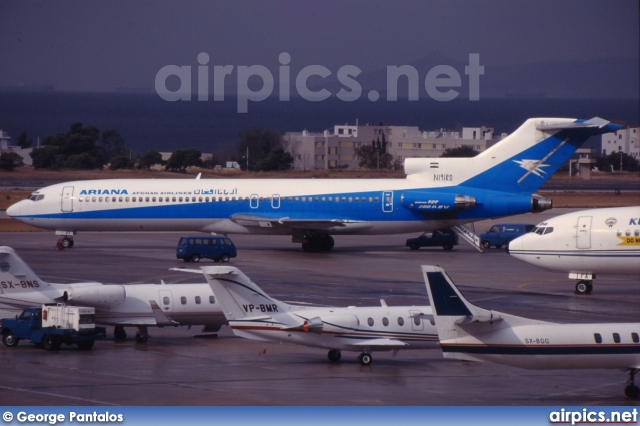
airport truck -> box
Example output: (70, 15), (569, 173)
(0, 304), (106, 350)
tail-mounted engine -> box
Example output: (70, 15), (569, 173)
(63, 285), (126, 308)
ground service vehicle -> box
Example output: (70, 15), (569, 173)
(1, 304), (106, 350)
(406, 228), (459, 251)
(176, 236), (237, 263)
(479, 223), (535, 249)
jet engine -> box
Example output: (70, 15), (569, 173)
(401, 191), (476, 212)
(63, 284), (126, 308)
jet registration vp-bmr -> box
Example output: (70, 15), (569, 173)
(508, 206), (640, 294)
(7, 117), (621, 251)
(185, 265), (438, 365)
(0, 246), (226, 342)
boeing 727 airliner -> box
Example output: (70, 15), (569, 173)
(7, 117), (621, 251)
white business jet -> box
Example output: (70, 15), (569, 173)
(186, 265), (438, 365)
(508, 206), (640, 294)
(6, 117), (621, 251)
(0, 246), (226, 342)
(421, 265), (640, 399)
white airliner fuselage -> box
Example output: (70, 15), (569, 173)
(0, 246), (226, 342)
(6, 118), (622, 251)
(421, 265), (640, 399)
(508, 206), (640, 294)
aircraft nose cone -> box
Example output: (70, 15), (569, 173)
(6, 201), (21, 217)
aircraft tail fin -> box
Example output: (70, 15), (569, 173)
(0, 246), (49, 293)
(406, 117), (622, 194)
(200, 266), (291, 321)
(421, 265), (505, 342)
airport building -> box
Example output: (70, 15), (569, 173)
(282, 122), (506, 170)
(601, 126), (639, 158)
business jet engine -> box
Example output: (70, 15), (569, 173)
(63, 284), (126, 308)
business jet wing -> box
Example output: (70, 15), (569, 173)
(230, 213), (372, 231)
(346, 338), (409, 349)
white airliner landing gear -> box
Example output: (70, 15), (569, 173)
(301, 234), (334, 252)
(135, 326), (149, 344)
(114, 326), (127, 342)
(358, 352), (373, 366)
(625, 369), (640, 399)
(575, 280), (593, 295)
(327, 349), (341, 363)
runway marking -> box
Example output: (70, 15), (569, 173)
(0, 385), (118, 405)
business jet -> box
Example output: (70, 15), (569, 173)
(421, 265), (640, 399)
(177, 265), (438, 365)
(7, 117), (620, 251)
(508, 206), (640, 294)
(0, 246), (226, 342)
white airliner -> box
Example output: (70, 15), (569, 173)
(0, 246), (226, 342)
(508, 206), (640, 294)
(421, 265), (640, 399)
(184, 265), (438, 365)
(6, 117), (621, 251)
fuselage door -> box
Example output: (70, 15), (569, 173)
(61, 186), (74, 212)
(576, 216), (592, 249)
(382, 191), (393, 213)
(158, 290), (174, 312)
(409, 309), (424, 331)
(250, 194), (259, 209)
(272, 194), (280, 209)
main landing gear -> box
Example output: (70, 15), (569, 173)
(326, 349), (373, 366)
(575, 280), (593, 295)
(625, 369), (640, 399)
(114, 326), (150, 343)
(301, 235), (334, 252)
(55, 236), (74, 250)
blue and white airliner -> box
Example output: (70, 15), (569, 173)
(7, 117), (621, 251)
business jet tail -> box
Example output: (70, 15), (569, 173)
(0, 246), (50, 292)
(200, 266), (295, 322)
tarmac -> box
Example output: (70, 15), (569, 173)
(0, 209), (639, 406)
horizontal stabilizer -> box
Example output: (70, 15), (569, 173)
(455, 314), (503, 325)
(536, 117), (611, 131)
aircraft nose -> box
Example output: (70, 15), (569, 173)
(6, 200), (26, 218)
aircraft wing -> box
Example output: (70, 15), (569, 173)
(345, 338), (409, 349)
(230, 213), (372, 231)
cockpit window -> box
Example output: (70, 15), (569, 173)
(533, 226), (554, 235)
(28, 193), (45, 202)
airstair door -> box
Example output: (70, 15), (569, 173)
(61, 186), (74, 212)
(576, 216), (592, 249)
(382, 191), (394, 213)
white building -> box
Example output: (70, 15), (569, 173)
(283, 122), (504, 170)
(601, 126), (639, 159)
(0, 129), (11, 150)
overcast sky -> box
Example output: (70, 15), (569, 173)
(1, 0), (638, 92)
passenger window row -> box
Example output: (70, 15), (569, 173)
(593, 332), (639, 344)
(76, 195), (381, 204)
(365, 316), (422, 327)
(161, 295), (216, 306)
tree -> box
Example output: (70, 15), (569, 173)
(138, 150), (165, 170)
(30, 145), (63, 169)
(236, 127), (284, 171)
(165, 148), (203, 172)
(109, 156), (134, 170)
(354, 134), (394, 169)
(596, 151), (639, 172)
(0, 152), (24, 171)
(101, 130), (126, 160)
(65, 153), (97, 170)
(440, 145), (478, 157)
(256, 147), (294, 171)
(17, 131), (33, 148)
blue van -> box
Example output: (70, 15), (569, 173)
(479, 223), (535, 249)
(176, 236), (237, 263)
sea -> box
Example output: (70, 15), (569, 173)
(0, 91), (638, 157)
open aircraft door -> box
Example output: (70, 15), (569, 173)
(61, 186), (74, 212)
(576, 216), (592, 249)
